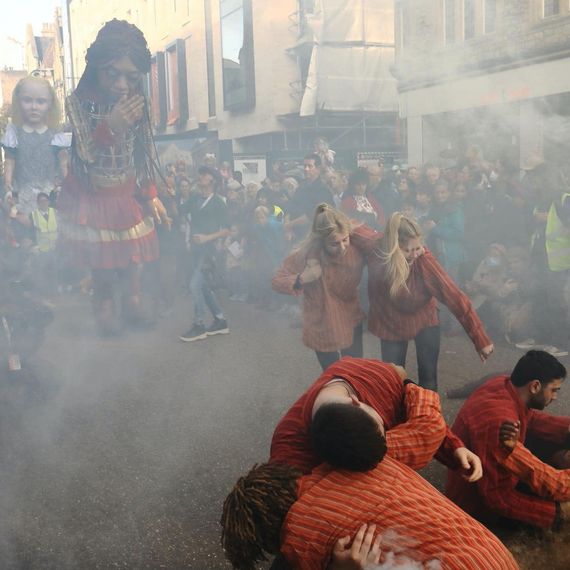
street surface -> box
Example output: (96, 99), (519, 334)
(0, 293), (568, 569)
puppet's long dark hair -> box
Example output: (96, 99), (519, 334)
(70, 19), (161, 189)
(220, 463), (300, 570)
(76, 19), (151, 96)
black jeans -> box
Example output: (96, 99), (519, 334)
(315, 323), (363, 371)
(380, 325), (441, 392)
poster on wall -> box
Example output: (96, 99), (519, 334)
(357, 151), (385, 169)
(154, 138), (208, 176)
(233, 155), (267, 185)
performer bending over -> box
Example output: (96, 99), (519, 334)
(364, 213), (494, 391)
(221, 459), (518, 570)
(270, 357), (482, 480)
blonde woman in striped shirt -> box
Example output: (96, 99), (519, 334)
(367, 213), (494, 392)
(272, 204), (365, 370)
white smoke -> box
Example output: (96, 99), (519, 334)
(365, 529), (442, 570)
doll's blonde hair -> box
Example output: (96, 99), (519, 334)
(11, 76), (61, 130)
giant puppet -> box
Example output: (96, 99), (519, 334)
(59, 20), (169, 335)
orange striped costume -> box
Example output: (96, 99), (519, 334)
(500, 442), (570, 500)
(447, 375), (570, 528)
(281, 458), (519, 570)
(271, 243), (365, 352)
(270, 358), (463, 473)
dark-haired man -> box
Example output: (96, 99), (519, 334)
(285, 153), (334, 238)
(180, 166), (230, 342)
(447, 350), (570, 529)
(270, 357), (483, 479)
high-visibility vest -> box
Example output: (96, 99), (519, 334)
(545, 193), (570, 272)
(32, 207), (58, 253)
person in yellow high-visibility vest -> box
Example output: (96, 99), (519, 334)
(30, 192), (58, 253)
(546, 193), (570, 273)
(30, 192), (59, 295)
(545, 192), (570, 354)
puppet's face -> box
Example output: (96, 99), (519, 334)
(97, 55), (142, 101)
(19, 81), (52, 128)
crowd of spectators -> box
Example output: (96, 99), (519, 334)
(150, 142), (569, 357)
(1, 138), (569, 358)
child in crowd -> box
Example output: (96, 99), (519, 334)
(223, 224), (247, 302)
(414, 187), (432, 224)
(248, 206), (285, 309)
(256, 188), (285, 222)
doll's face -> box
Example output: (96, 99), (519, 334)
(19, 81), (52, 127)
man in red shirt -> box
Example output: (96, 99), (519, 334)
(447, 350), (570, 529)
(498, 419), (570, 502)
(270, 357), (482, 479)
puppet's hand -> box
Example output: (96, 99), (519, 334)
(149, 197), (172, 229)
(108, 94), (145, 135)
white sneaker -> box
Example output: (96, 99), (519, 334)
(515, 339), (536, 350)
(541, 346), (569, 358)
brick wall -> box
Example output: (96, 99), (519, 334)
(396, 0), (570, 91)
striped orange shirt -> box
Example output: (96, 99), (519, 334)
(447, 375), (570, 529)
(500, 442), (570, 501)
(270, 358), (462, 473)
(367, 247), (491, 349)
(271, 244), (365, 352)
(281, 459), (519, 570)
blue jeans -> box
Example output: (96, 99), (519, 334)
(380, 325), (441, 392)
(190, 252), (224, 324)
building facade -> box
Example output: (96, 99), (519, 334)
(66, 0), (400, 174)
(395, 0), (570, 167)
(0, 70), (27, 109)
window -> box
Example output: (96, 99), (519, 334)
(544, 0), (560, 18)
(464, 0), (475, 40)
(149, 52), (167, 130)
(444, 0), (456, 45)
(484, 0), (497, 33)
(165, 46), (178, 122)
(299, 0), (316, 38)
(220, 0), (256, 111)
(164, 39), (189, 127)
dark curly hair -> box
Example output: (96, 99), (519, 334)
(77, 19), (151, 93)
(221, 463), (300, 570)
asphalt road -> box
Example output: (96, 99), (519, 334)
(0, 293), (568, 569)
